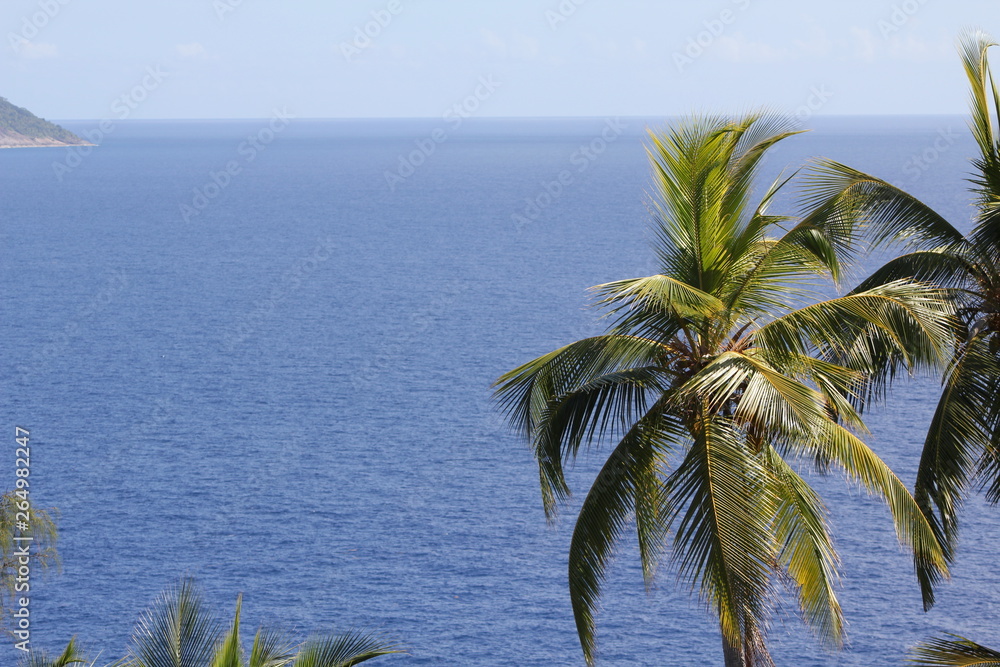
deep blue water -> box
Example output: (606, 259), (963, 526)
(0, 116), (997, 665)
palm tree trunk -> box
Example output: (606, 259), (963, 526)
(722, 635), (745, 667)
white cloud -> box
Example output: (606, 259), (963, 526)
(480, 29), (538, 61)
(176, 42), (207, 58)
(793, 29), (833, 58)
(14, 41), (58, 59)
(481, 29), (507, 58)
(887, 35), (951, 61)
(716, 34), (787, 64)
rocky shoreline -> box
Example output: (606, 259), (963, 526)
(0, 129), (94, 148)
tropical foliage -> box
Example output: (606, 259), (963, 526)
(799, 29), (1000, 607)
(495, 113), (954, 665)
(21, 579), (402, 667)
(19, 636), (89, 667)
(909, 634), (1000, 666)
(0, 491), (59, 631)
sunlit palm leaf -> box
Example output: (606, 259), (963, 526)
(800, 160), (965, 250)
(292, 631), (402, 667)
(248, 628), (295, 667)
(126, 578), (221, 667)
(961, 30), (1000, 263)
(764, 450), (843, 646)
(722, 227), (839, 316)
(809, 422), (948, 580)
(594, 274), (725, 321)
(495, 335), (671, 440)
(20, 636), (89, 667)
(666, 418), (777, 667)
(756, 281), (955, 408)
(210, 595), (244, 667)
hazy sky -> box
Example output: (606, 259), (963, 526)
(2, 0), (997, 119)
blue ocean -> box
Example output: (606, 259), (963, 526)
(1, 116), (997, 665)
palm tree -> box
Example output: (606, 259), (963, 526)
(25, 579), (403, 667)
(494, 113), (954, 666)
(121, 579), (403, 667)
(797, 29), (1000, 608)
(20, 636), (90, 667)
(909, 634), (1000, 666)
(0, 490), (59, 630)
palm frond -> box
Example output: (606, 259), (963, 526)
(645, 115), (803, 295)
(850, 250), (975, 294)
(210, 595), (244, 667)
(914, 334), (1000, 607)
(675, 351), (828, 438)
(126, 578), (222, 667)
(800, 160), (965, 251)
(594, 274), (725, 321)
(568, 403), (679, 666)
(494, 335), (670, 513)
(960, 29), (1000, 262)
(20, 637), (89, 667)
(248, 629), (295, 667)
(909, 634), (1000, 666)
(755, 280), (956, 408)
(960, 30), (1000, 173)
(722, 223), (844, 316)
(665, 418), (777, 664)
(808, 422), (949, 584)
(292, 631), (402, 667)
(764, 449), (843, 646)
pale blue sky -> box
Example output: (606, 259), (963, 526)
(2, 0), (997, 119)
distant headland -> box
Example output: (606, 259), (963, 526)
(0, 97), (92, 148)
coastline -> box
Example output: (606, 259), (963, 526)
(0, 128), (93, 149)
(0, 140), (95, 149)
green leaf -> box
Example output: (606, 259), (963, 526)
(568, 403), (680, 665)
(125, 578), (222, 667)
(908, 634), (1000, 666)
(291, 631), (403, 667)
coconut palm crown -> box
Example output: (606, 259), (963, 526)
(798, 30), (1000, 609)
(495, 113), (954, 666)
(22, 579), (403, 667)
